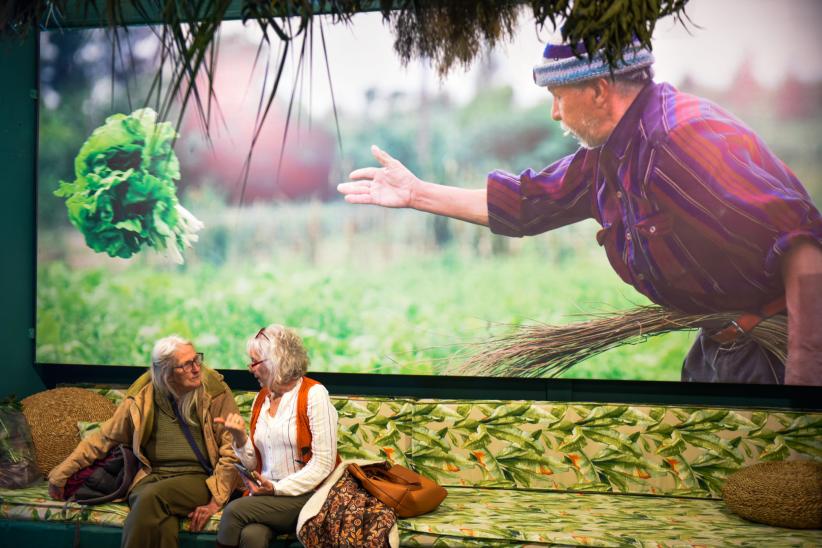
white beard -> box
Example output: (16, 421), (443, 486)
(561, 121), (597, 150)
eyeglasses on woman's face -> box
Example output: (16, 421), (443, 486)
(248, 357), (266, 371)
(175, 352), (204, 372)
(249, 328), (270, 370)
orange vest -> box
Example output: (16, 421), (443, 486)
(248, 377), (340, 476)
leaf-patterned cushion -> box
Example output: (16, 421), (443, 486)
(85, 388), (822, 499)
(6, 389), (822, 546)
(408, 400), (822, 499)
(3, 483), (822, 546)
(0, 481), (225, 533)
(399, 487), (822, 546)
(76, 421), (103, 440)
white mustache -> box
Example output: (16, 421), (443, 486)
(561, 121), (577, 139)
(560, 121), (595, 149)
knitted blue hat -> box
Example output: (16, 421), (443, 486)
(533, 41), (655, 87)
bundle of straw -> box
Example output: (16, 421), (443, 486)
(456, 306), (787, 378)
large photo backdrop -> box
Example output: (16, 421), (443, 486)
(36, 0), (822, 380)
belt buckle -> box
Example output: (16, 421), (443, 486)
(709, 319), (748, 346)
(728, 320), (746, 338)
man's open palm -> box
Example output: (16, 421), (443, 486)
(338, 145), (419, 208)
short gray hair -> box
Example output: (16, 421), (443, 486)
(246, 325), (309, 388)
(612, 66), (654, 93)
(150, 335), (200, 424)
(570, 66), (654, 96)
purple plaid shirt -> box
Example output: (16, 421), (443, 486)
(487, 82), (822, 313)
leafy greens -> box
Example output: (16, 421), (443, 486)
(55, 108), (203, 263)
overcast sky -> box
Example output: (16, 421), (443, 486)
(222, 0), (822, 117)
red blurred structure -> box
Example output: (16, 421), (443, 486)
(178, 36), (337, 204)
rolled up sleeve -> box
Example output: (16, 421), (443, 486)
(487, 149), (595, 237)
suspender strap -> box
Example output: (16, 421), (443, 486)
(169, 396), (214, 475)
(709, 296), (786, 345)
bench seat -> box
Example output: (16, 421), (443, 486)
(2, 390), (820, 546)
(3, 482), (821, 547)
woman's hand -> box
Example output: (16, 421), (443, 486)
(245, 475), (276, 496)
(188, 498), (221, 532)
(338, 145), (421, 208)
(48, 482), (65, 500)
(214, 413), (247, 446)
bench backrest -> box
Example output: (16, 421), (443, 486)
(94, 388), (821, 500)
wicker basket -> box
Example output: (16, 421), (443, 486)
(21, 387), (117, 475)
(722, 460), (822, 529)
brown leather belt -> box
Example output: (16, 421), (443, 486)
(709, 297), (786, 345)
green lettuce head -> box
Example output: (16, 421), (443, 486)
(54, 107), (203, 263)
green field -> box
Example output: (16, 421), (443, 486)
(36, 212), (694, 381)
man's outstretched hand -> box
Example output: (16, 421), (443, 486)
(338, 145), (420, 208)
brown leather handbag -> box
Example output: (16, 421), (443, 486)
(347, 461), (447, 518)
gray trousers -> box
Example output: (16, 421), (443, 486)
(216, 492), (312, 548)
(122, 472), (211, 548)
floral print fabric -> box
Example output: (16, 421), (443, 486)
(299, 470), (397, 547)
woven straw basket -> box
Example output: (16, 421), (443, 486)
(722, 460), (822, 529)
(21, 387), (116, 475)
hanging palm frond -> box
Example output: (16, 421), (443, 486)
(1, 0), (692, 117)
(1, 1), (692, 203)
(455, 306), (786, 378)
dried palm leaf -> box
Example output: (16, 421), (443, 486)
(456, 306), (786, 378)
(1, 0), (693, 125)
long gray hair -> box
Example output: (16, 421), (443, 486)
(246, 324), (308, 389)
(151, 335), (201, 425)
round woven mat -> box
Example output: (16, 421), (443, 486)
(21, 387), (117, 475)
(723, 460), (822, 529)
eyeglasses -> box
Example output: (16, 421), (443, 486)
(249, 328), (270, 369)
(248, 357), (267, 370)
(175, 352), (203, 372)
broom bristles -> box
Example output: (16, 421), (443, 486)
(455, 306), (787, 378)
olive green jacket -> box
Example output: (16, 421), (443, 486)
(48, 367), (241, 506)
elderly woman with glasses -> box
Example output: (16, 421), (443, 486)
(214, 324), (338, 548)
(48, 335), (241, 548)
